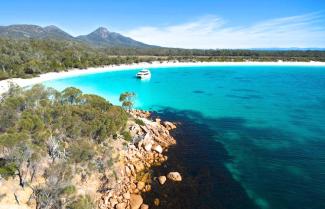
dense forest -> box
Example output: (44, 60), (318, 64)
(1, 38), (325, 80)
(0, 84), (131, 208)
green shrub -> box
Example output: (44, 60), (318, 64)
(61, 185), (76, 196)
(67, 195), (94, 209)
(0, 163), (17, 178)
(135, 118), (145, 126)
(122, 131), (132, 142)
(68, 140), (96, 163)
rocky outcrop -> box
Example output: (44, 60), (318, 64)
(99, 110), (179, 209)
(130, 110), (151, 118)
(163, 121), (177, 130)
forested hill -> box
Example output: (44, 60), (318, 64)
(0, 37), (325, 80)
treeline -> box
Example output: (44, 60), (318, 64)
(0, 84), (129, 208)
(0, 38), (162, 80)
(1, 38), (325, 80)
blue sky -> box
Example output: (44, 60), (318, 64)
(1, 0), (325, 48)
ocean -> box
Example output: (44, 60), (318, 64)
(44, 65), (325, 209)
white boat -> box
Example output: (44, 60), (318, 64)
(136, 69), (151, 79)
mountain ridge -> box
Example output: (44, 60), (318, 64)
(77, 27), (150, 48)
(0, 24), (153, 48)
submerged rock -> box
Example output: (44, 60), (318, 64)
(158, 176), (167, 185)
(167, 172), (182, 182)
(154, 198), (160, 206)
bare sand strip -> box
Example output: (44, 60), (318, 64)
(1, 61), (325, 95)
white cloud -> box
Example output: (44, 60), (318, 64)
(124, 13), (325, 49)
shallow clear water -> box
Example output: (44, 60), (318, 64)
(44, 66), (325, 209)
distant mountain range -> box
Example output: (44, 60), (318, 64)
(249, 47), (325, 51)
(0, 24), (152, 48)
(0, 24), (324, 51)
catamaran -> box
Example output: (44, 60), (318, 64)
(136, 69), (151, 79)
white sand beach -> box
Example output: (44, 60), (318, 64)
(1, 61), (325, 95)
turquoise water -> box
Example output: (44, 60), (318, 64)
(44, 66), (325, 209)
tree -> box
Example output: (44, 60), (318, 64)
(48, 135), (66, 163)
(81, 94), (112, 112)
(11, 143), (33, 188)
(119, 92), (136, 111)
(61, 87), (82, 104)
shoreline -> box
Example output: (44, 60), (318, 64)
(1, 60), (325, 95)
(98, 110), (179, 209)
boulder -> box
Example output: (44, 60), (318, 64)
(110, 198), (118, 207)
(145, 184), (151, 192)
(137, 181), (145, 190)
(130, 182), (137, 190)
(152, 144), (163, 154)
(163, 121), (176, 130)
(144, 143), (152, 152)
(125, 166), (132, 176)
(116, 202), (127, 209)
(130, 194), (143, 209)
(158, 176), (167, 185)
(140, 204), (149, 209)
(123, 192), (131, 200)
(117, 196), (123, 203)
(167, 172), (182, 182)
(134, 161), (145, 172)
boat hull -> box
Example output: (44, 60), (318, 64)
(136, 74), (151, 79)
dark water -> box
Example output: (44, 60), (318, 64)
(143, 109), (260, 209)
(45, 65), (325, 209)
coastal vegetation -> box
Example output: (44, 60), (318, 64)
(0, 83), (180, 209)
(119, 92), (136, 111)
(1, 37), (325, 80)
(0, 84), (129, 208)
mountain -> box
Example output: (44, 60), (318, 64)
(76, 27), (151, 48)
(43, 25), (75, 40)
(0, 24), (152, 48)
(0, 24), (74, 40)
